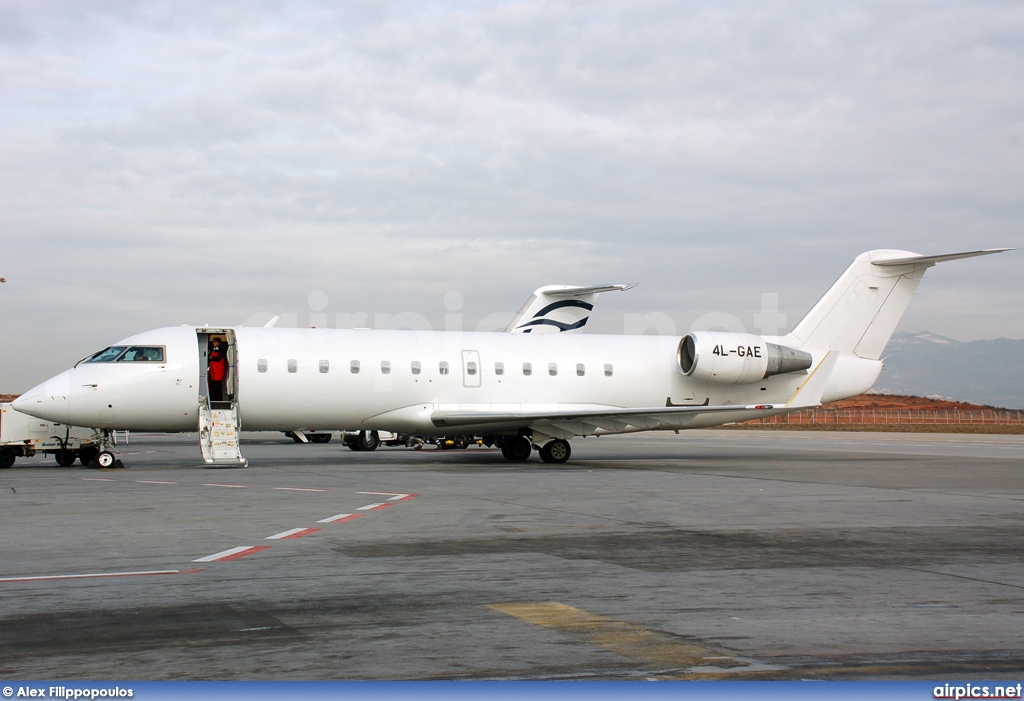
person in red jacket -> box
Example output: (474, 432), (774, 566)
(208, 338), (228, 402)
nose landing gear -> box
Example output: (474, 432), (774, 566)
(86, 431), (125, 469)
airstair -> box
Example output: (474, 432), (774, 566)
(199, 401), (247, 467)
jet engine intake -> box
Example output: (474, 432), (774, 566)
(677, 332), (812, 384)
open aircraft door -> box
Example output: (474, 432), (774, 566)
(197, 328), (247, 467)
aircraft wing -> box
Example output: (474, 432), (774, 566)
(431, 401), (775, 437)
(429, 351), (837, 439)
(506, 283), (635, 334)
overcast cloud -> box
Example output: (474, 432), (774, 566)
(1, 1), (1022, 391)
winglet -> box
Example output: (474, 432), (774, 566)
(786, 351), (838, 408)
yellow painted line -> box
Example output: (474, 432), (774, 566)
(487, 602), (744, 671)
(489, 602), (1024, 679)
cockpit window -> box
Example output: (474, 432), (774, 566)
(119, 346), (164, 362)
(82, 346), (165, 363)
(85, 346), (127, 363)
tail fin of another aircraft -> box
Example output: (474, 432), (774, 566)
(506, 284), (635, 334)
(785, 249), (1011, 360)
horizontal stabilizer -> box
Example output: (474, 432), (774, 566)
(788, 247), (1014, 360)
(541, 284), (637, 296)
(872, 248), (1014, 267)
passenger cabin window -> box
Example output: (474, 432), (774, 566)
(439, 361), (450, 375)
(522, 362), (532, 376)
(604, 364), (613, 377)
(494, 362), (504, 376)
(287, 359), (297, 373)
(319, 359), (329, 374)
(350, 360), (360, 374)
(381, 360), (392, 375)
(576, 363), (585, 376)
(257, 359), (268, 373)
(548, 363), (558, 376)
(467, 361), (477, 376)
(411, 361), (421, 375)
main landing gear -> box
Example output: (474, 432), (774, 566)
(539, 439), (571, 464)
(498, 437), (572, 464)
(345, 430), (380, 452)
(500, 436), (532, 462)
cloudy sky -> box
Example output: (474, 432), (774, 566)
(2, 1), (1022, 392)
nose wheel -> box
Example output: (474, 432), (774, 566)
(86, 432), (125, 469)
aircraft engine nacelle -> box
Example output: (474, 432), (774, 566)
(677, 332), (813, 384)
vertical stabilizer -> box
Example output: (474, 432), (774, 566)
(786, 249), (1011, 359)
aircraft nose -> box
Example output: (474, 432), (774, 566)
(13, 371), (72, 424)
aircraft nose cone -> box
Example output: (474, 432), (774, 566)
(12, 371), (72, 424)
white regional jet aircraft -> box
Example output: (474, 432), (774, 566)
(13, 248), (1010, 468)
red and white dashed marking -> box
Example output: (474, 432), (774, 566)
(358, 491), (418, 501)
(0, 569), (202, 584)
(193, 546), (271, 562)
(317, 513), (363, 524)
(137, 480), (178, 485)
(265, 527), (322, 540)
(357, 502), (394, 511)
(273, 487), (330, 492)
(202, 483), (250, 489)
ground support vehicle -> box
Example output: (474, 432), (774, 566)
(0, 402), (100, 468)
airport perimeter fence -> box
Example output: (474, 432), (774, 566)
(749, 408), (1024, 426)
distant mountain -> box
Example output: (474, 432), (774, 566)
(873, 332), (1024, 409)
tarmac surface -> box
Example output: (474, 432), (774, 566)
(1, 430), (1022, 680)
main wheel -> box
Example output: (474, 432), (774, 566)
(539, 439), (571, 464)
(500, 437), (532, 462)
(356, 430), (380, 451)
(96, 451), (116, 468)
(0, 448), (14, 469)
(78, 447), (99, 466)
(55, 450), (78, 467)
(309, 433), (332, 444)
